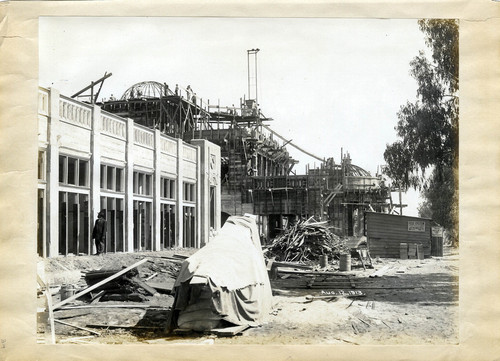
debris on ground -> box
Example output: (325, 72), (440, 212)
(266, 217), (349, 263)
(37, 245), (459, 345)
(37, 251), (190, 343)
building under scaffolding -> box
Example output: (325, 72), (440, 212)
(101, 81), (396, 242)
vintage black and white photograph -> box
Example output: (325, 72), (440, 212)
(36, 17), (459, 345)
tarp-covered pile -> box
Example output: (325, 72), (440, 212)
(267, 218), (349, 263)
(168, 216), (272, 332)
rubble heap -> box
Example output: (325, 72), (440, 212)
(267, 218), (349, 263)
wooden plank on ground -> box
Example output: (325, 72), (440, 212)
(55, 312), (91, 320)
(52, 258), (148, 310)
(87, 324), (162, 330)
(90, 290), (106, 304)
(145, 256), (183, 264)
(59, 336), (96, 343)
(369, 264), (392, 278)
(396, 266), (406, 273)
(272, 261), (313, 270)
(277, 268), (353, 276)
(37, 273), (56, 344)
(57, 304), (153, 310)
(144, 272), (158, 281)
(44, 290), (56, 344)
(146, 281), (175, 294)
(210, 325), (249, 336)
(54, 319), (101, 335)
(173, 328), (192, 334)
(130, 276), (160, 296)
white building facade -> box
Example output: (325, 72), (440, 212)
(37, 87), (221, 257)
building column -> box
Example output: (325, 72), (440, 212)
(191, 139), (222, 245)
(176, 139), (184, 247)
(125, 118), (135, 252)
(90, 104), (101, 254)
(153, 129), (161, 251)
(47, 88), (60, 257)
(215, 146), (222, 232)
(196, 144), (202, 248)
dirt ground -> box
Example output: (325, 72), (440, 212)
(38, 246), (458, 345)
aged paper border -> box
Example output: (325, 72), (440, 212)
(0, 1), (499, 360)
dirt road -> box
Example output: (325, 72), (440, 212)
(40, 247), (458, 345)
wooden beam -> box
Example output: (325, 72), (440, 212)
(146, 281), (174, 294)
(57, 304), (152, 310)
(144, 272), (158, 281)
(71, 72), (113, 98)
(271, 261), (313, 270)
(87, 324), (161, 330)
(90, 290), (106, 304)
(52, 258), (148, 310)
(38, 272), (56, 344)
(45, 290), (56, 344)
(58, 336), (95, 343)
(369, 264), (392, 278)
(130, 276), (160, 296)
(210, 325), (250, 336)
(276, 268), (354, 276)
(261, 124), (324, 162)
(54, 319), (101, 336)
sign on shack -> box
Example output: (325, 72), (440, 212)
(364, 212), (432, 258)
(167, 216), (272, 333)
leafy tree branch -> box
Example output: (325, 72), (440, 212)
(384, 19), (459, 245)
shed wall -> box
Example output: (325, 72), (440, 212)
(365, 212), (431, 258)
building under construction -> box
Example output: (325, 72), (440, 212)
(99, 79), (396, 242)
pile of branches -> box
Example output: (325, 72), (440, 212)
(267, 218), (349, 263)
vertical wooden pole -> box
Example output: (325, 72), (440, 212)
(198, 98), (203, 139)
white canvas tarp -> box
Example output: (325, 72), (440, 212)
(169, 216), (273, 331)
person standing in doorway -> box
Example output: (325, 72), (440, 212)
(92, 210), (107, 255)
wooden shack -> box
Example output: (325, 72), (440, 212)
(364, 212), (431, 258)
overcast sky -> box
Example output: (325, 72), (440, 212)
(39, 17), (429, 216)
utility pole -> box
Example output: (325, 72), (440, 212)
(399, 189), (403, 216)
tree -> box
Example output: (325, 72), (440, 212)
(384, 19), (459, 245)
(417, 198), (432, 219)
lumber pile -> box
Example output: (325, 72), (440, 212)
(84, 266), (159, 302)
(267, 218), (349, 263)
